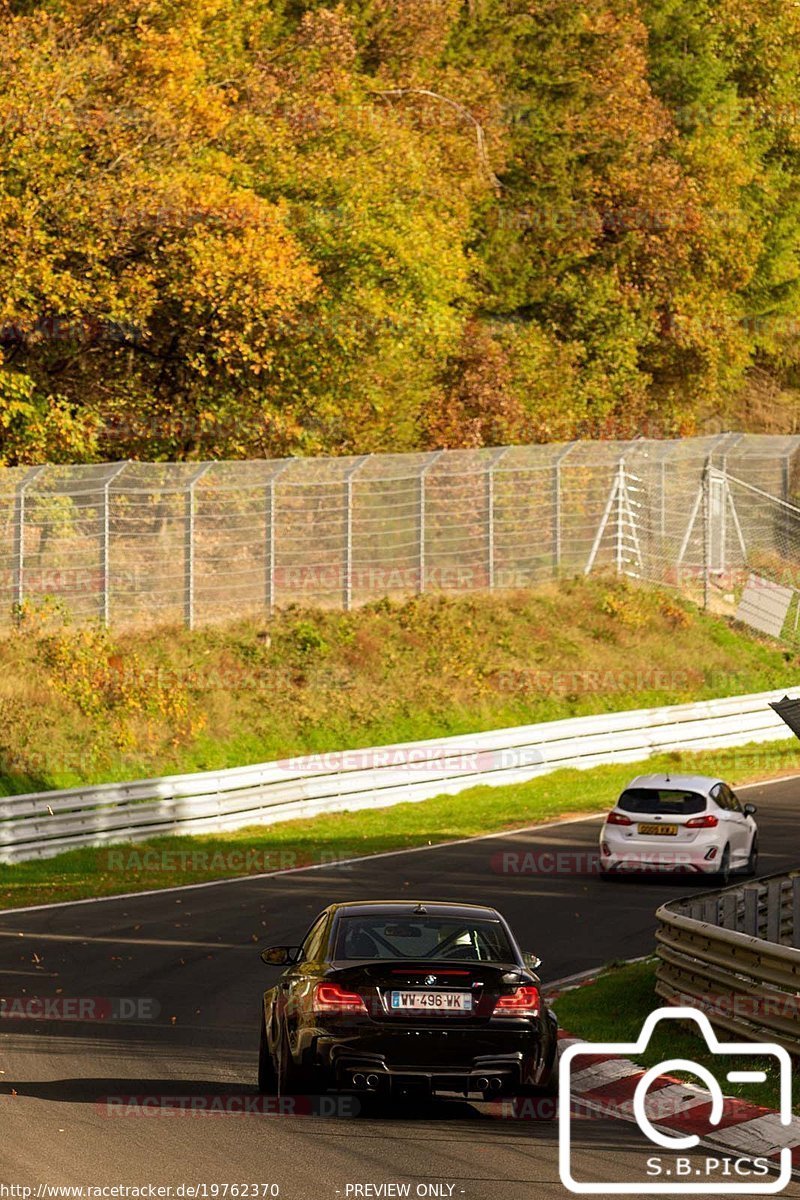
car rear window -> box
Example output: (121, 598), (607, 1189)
(617, 788), (706, 815)
(334, 916), (515, 963)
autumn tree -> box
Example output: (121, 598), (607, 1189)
(1, 0), (799, 462)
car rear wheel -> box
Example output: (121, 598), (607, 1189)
(534, 1067), (559, 1099)
(716, 844), (731, 887)
(276, 1026), (313, 1096)
(257, 1009), (278, 1094)
(507, 1070), (558, 1120)
(743, 835), (759, 877)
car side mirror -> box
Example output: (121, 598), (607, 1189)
(743, 803), (757, 816)
(260, 945), (302, 966)
(523, 952), (542, 972)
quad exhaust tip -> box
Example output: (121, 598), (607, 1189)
(353, 1071), (502, 1093)
(352, 1072), (380, 1090)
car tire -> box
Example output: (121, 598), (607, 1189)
(258, 1008), (278, 1094)
(716, 844), (731, 887)
(536, 1067), (559, 1099)
(743, 835), (759, 877)
(277, 1025), (312, 1096)
(507, 1070), (558, 1120)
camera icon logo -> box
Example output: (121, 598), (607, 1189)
(558, 1006), (793, 1194)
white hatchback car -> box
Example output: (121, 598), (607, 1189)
(599, 773), (758, 882)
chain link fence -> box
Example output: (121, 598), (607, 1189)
(0, 433), (798, 629)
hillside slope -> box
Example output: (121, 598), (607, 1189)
(1, 577), (796, 794)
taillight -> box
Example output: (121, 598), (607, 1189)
(686, 814), (719, 828)
(492, 986), (540, 1017)
(606, 811), (633, 826)
(313, 983), (367, 1013)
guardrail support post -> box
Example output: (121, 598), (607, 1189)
(767, 880), (782, 944)
(721, 892), (737, 930)
(702, 897), (719, 925)
(743, 886), (759, 936)
(793, 877), (800, 949)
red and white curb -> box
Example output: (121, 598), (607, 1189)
(554, 1030), (800, 1177)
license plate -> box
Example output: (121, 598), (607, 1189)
(390, 990), (472, 1012)
(638, 823), (678, 836)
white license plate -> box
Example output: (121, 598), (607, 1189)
(390, 990), (472, 1012)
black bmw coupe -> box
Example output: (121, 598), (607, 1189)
(258, 899), (558, 1101)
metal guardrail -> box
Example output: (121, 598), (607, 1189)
(0, 686), (794, 864)
(656, 871), (800, 1055)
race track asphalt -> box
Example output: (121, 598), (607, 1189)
(1, 773), (799, 1198)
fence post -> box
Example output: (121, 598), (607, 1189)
(486, 447), (509, 590)
(265, 460), (291, 616)
(184, 464), (211, 630)
(12, 465), (46, 617)
(719, 434), (743, 581)
(417, 451), (443, 595)
(585, 449), (627, 576)
(266, 479), (275, 614)
(676, 435), (730, 598)
(552, 441), (577, 576)
(343, 457), (367, 611)
(616, 459), (626, 575)
(702, 456), (712, 610)
(101, 462), (130, 627)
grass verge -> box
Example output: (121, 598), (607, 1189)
(553, 958), (792, 1113)
(1, 739), (798, 911)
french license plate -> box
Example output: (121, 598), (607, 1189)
(638, 823), (678, 836)
(390, 990), (472, 1012)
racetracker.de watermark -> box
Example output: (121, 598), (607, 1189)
(668, 991), (800, 1021)
(489, 850), (704, 875)
(96, 1094), (360, 1118)
(275, 746), (544, 772)
(104, 849), (354, 873)
(0, 997), (160, 1021)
